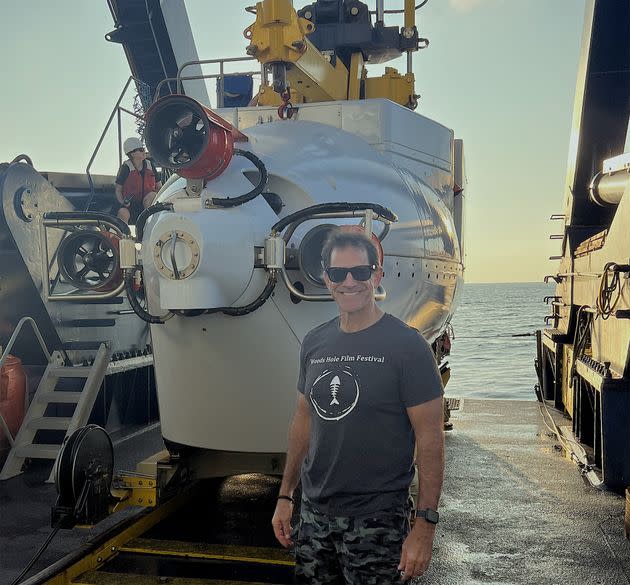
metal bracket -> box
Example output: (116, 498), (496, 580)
(264, 235), (286, 270)
(40, 215), (128, 302)
(186, 178), (204, 198)
(118, 237), (137, 270)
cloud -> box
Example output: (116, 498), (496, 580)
(449, 0), (486, 12)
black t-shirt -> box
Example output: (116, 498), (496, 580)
(297, 313), (443, 515)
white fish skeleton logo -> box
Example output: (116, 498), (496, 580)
(330, 375), (341, 405)
(310, 367), (360, 421)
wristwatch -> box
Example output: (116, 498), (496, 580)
(415, 508), (439, 524)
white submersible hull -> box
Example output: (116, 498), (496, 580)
(141, 99), (464, 458)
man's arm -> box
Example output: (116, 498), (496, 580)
(272, 393), (311, 548)
(399, 396), (444, 581)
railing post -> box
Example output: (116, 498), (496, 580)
(117, 107), (123, 167)
(85, 76), (136, 210)
(0, 315), (55, 444)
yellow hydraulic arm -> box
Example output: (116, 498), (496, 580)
(244, 0), (420, 108)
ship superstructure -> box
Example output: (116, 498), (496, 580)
(536, 0), (630, 490)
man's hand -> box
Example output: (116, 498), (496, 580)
(271, 500), (294, 548)
(398, 520), (435, 581)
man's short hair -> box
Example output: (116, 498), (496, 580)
(321, 229), (380, 268)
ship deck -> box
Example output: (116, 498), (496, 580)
(1, 400), (630, 584)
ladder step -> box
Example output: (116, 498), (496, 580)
(15, 444), (60, 460)
(27, 417), (73, 431)
(39, 391), (82, 403)
(50, 366), (93, 378)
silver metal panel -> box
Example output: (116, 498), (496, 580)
(145, 111), (463, 451)
(1, 164), (150, 364)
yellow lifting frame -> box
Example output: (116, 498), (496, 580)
(405, 0), (416, 30)
(245, 0), (418, 108)
(245, 0), (348, 104)
(41, 490), (193, 585)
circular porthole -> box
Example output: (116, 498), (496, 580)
(298, 224), (337, 287)
(153, 230), (200, 280)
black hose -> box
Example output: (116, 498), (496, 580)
(180, 273), (277, 318)
(272, 202), (398, 234)
(135, 202), (173, 242)
(221, 274), (277, 316)
(124, 272), (167, 324)
(211, 149), (268, 208)
(8, 523), (61, 585)
(43, 211), (131, 236)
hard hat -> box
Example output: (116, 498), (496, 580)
(123, 137), (144, 155)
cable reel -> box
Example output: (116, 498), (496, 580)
(52, 425), (115, 528)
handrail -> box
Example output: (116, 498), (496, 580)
(0, 317), (53, 446)
(176, 57), (258, 92)
(85, 76), (145, 211)
(154, 71), (262, 104)
(175, 57), (263, 108)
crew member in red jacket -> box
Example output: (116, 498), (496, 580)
(115, 137), (162, 224)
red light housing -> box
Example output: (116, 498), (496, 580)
(145, 95), (247, 180)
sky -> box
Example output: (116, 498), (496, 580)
(0, 0), (591, 283)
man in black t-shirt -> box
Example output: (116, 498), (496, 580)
(272, 230), (444, 584)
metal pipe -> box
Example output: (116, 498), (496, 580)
(279, 265), (386, 302)
(589, 170), (629, 206)
(48, 281), (126, 302)
(363, 208), (373, 238)
(39, 219), (51, 300)
(404, 0), (416, 29)
(117, 108), (122, 168)
(0, 317), (53, 371)
(407, 51), (413, 75)
(85, 76), (137, 210)
(118, 106), (143, 120)
(376, 0), (385, 22)
(43, 212), (131, 236)
(176, 57), (257, 94)
(218, 61), (225, 108)
(156, 72), (261, 103)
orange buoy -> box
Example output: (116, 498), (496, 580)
(0, 355), (26, 449)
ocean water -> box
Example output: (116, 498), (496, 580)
(446, 282), (555, 401)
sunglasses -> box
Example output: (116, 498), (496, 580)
(131, 148), (145, 154)
(325, 265), (377, 283)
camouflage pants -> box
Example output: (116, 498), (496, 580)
(293, 499), (411, 584)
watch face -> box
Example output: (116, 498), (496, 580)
(426, 509), (439, 524)
(416, 508), (439, 524)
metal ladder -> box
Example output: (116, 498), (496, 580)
(0, 321), (111, 482)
